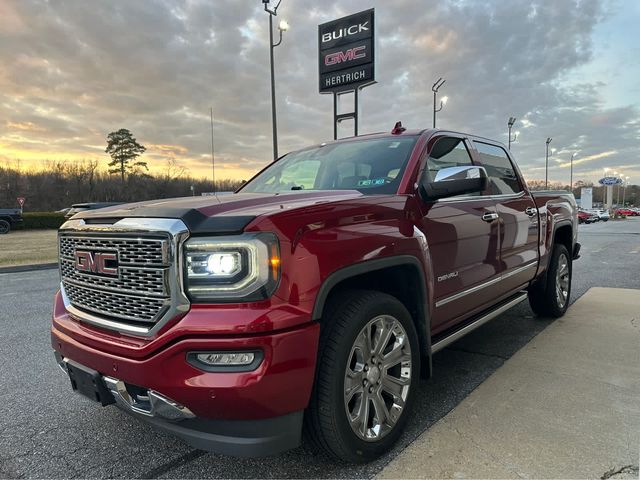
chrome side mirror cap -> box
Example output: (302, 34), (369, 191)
(420, 166), (488, 201)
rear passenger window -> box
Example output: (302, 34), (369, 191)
(473, 142), (522, 195)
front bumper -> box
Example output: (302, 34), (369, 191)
(54, 352), (304, 457)
(51, 294), (320, 456)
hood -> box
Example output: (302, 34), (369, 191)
(73, 190), (364, 234)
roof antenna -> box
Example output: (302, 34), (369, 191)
(210, 107), (216, 194)
(391, 121), (406, 135)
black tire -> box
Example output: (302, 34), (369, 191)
(528, 244), (572, 318)
(304, 289), (420, 463)
(0, 219), (10, 234)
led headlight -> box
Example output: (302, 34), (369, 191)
(184, 232), (280, 302)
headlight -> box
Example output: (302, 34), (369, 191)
(184, 232), (280, 302)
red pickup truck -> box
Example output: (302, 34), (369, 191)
(52, 126), (579, 463)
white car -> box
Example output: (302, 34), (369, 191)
(587, 209), (610, 221)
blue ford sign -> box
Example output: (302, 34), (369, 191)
(599, 176), (623, 186)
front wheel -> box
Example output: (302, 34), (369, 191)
(305, 290), (420, 463)
(0, 220), (10, 234)
(528, 244), (572, 318)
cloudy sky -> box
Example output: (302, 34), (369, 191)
(1, 0), (638, 184)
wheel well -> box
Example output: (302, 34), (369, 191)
(554, 224), (573, 256)
(317, 263), (431, 378)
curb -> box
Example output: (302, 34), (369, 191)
(0, 263), (58, 274)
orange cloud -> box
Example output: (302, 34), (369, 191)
(6, 121), (46, 132)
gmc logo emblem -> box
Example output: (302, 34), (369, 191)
(74, 250), (119, 277)
(324, 46), (366, 66)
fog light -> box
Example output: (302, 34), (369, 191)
(197, 352), (254, 366)
(187, 350), (263, 372)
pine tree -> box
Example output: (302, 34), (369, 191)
(105, 129), (147, 182)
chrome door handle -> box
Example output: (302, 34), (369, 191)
(525, 207), (537, 217)
(482, 212), (499, 222)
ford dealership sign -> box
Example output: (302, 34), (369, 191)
(318, 9), (376, 93)
(599, 176), (623, 186)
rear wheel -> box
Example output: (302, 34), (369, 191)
(528, 244), (571, 318)
(0, 219), (10, 234)
(305, 290), (420, 463)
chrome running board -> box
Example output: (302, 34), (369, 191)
(431, 291), (528, 354)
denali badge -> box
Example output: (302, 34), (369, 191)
(74, 250), (119, 277)
(437, 271), (459, 282)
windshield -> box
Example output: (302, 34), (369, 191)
(239, 136), (417, 194)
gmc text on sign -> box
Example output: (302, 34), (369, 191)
(318, 9), (375, 93)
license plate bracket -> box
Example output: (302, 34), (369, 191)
(65, 359), (115, 407)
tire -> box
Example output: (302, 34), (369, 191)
(305, 290), (420, 463)
(0, 219), (10, 234)
(528, 244), (572, 318)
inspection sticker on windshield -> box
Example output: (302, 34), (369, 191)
(388, 142), (401, 148)
(358, 179), (385, 186)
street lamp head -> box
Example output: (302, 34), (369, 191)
(546, 137), (552, 145)
(508, 117), (516, 127)
(278, 19), (289, 31)
(441, 96), (449, 105)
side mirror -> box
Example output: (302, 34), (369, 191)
(420, 166), (488, 201)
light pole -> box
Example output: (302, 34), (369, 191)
(569, 152), (577, 192)
(432, 77), (447, 128)
(263, 0), (288, 161)
(507, 117), (518, 149)
(545, 137), (552, 189)
(623, 176), (630, 206)
(603, 168), (610, 207)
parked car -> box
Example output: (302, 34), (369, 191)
(587, 209), (610, 221)
(0, 208), (23, 234)
(615, 208), (637, 217)
(64, 202), (123, 219)
(52, 126), (580, 463)
(578, 209), (598, 224)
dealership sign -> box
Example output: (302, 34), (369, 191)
(599, 176), (623, 186)
(318, 9), (376, 93)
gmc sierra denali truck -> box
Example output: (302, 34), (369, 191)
(52, 126), (579, 463)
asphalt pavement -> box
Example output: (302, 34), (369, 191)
(1, 218), (638, 479)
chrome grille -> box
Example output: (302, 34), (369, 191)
(60, 259), (166, 297)
(59, 230), (178, 329)
(63, 283), (168, 322)
(59, 236), (167, 266)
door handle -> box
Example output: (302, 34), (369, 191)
(525, 207), (538, 217)
(482, 212), (499, 222)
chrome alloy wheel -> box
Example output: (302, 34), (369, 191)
(556, 252), (570, 309)
(344, 315), (412, 442)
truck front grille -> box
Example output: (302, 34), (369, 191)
(58, 219), (190, 336)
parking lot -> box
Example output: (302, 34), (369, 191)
(1, 218), (638, 479)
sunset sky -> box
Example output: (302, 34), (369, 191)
(1, 0), (639, 184)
